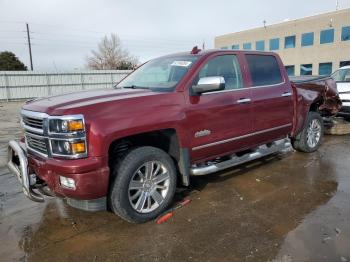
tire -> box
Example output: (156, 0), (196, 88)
(292, 111), (324, 153)
(109, 146), (177, 223)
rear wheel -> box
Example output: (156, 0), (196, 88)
(109, 146), (177, 223)
(292, 111), (324, 153)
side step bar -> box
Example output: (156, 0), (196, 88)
(190, 138), (291, 176)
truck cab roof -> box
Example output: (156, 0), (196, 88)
(161, 48), (278, 59)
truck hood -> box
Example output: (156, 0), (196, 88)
(22, 88), (158, 115)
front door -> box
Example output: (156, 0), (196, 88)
(185, 54), (253, 162)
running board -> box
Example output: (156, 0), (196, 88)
(190, 138), (291, 176)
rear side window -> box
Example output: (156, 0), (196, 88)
(246, 55), (283, 86)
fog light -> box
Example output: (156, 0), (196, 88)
(59, 176), (76, 190)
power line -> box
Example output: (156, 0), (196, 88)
(1, 20), (201, 46)
(30, 31), (196, 44)
(0, 30), (25, 33)
(0, 36), (27, 39)
(0, 42), (27, 45)
(0, 20), (25, 24)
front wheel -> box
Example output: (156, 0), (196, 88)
(292, 111), (324, 153)
(109, 146), (177, 223)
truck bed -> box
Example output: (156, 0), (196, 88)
(290, 75), (341, 117)
(289, 75), (332, 84)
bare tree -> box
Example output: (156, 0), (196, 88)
(87, 34), (138, 70)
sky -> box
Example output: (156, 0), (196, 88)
(0, 0), (350, 71)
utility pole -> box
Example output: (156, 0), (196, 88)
(26, 23), (33, 70)
(202, 41), (205, 50)
(336, 0), (339, 10)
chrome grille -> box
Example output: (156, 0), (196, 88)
(21, 109), (87, 159)
(25, 133), (48, 155)
(22, 110), (48, 156)
(22, 116), (44, 130)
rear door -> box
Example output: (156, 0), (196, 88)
(245, 54), (293, 145)
(186, 54), (253, 162)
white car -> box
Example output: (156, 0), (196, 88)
(332, 66), (350, 118)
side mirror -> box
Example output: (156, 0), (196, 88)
(192, 76), (225, 94)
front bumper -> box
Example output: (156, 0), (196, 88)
(7, 140), (45, 202)
(7, 140), (110, 202)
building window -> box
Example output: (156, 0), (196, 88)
(221, 46), (228, 50)
(256, 40), (265, 51)
(285, 35), (296, 49)
(341, 26), (350, 41)
(269, 38), (279, 51)
(300, 64), (313, 75)
(320, 29), (334, 44)
(319, 63), (332, 75)
(243, 43), (252, 50)
(301, 32), (314, 46)
(340, 61), (350, 68)
(246, 55), (283, 86)
(285, 65), (295, 76)
(231, 44), (239, 50)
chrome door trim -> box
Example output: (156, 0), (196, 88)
(201, 80), (286, 95)
(192, 123), (292, 151)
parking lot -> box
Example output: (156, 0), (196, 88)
(0, 102), (350, 262)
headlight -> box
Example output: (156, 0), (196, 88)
(50, 139), (87, 156)
(48, 115), (87, 158)
(49, 118), (84, 133)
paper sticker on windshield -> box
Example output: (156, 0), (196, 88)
(171, 61), (192, 67)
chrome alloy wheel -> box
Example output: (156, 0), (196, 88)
(128, 161), (170, 214)
(306, 119), (322, 148)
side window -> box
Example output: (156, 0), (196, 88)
(196, 55), (243, 90)
(246, 55), (283, 86)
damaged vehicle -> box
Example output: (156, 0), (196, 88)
(7, 48), (341, 223)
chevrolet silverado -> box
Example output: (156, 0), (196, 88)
(7, 48), (341, 223)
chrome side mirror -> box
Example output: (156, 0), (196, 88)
(192, 76), (225, 94)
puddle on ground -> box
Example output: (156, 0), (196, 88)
(0, 102), (350, 261)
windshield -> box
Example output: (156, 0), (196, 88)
(116, 55), (199, 91)
(331, 68), (350, 82)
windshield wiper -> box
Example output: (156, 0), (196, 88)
(120, 85), (149, 90)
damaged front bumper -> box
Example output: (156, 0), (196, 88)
(7, 140), (53, 202)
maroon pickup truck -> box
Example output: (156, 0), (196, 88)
(7, 48), (341, 223)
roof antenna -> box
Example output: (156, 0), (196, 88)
(191, 46), (201, 54)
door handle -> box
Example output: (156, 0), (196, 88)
(237, 98), (251, 104)
(281, 92), (292, 97)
